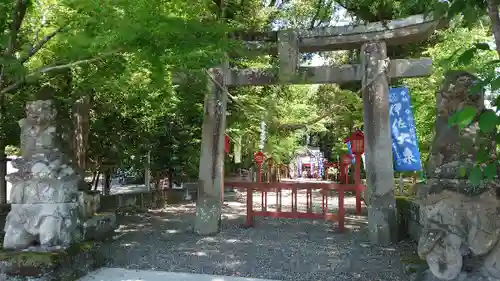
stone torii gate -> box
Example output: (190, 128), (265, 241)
(186, 14), (440, 245)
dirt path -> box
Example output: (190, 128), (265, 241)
(99, 191), (419, 281)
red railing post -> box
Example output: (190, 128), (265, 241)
(257, 163), (262, 183)
(339, 164), (344, 183)
(306, 186), (312, 213)
(257, 164), (266, 211)
(338, 186), (345, 232)
(354, 153), (362, 215)
(244, 185), (254, 227)
(291, 185), (297, 215)
(275, 185), (279, 212)
(278, 186), (282, 212)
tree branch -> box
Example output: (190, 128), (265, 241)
(20, 24), (68, 64)
(5, 0), (29, 56)
(0, 0), (29, 89)
(0, 51), (119, 95)
(309, 0), (325, 29)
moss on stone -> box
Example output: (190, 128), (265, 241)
(0, 240), (96, 269)
(395, 196), (415, 241)
(0, 250), (60, 267)
(401, 254), (426, 265)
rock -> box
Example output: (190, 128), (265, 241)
(0, 241), (105, 281)
(3, 99), (84, 250)
(82, 213), (117, 241)
(416, 71), (500, 280)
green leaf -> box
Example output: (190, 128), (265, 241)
(490, 77), (500, 91)
(474, 42), (490, 50)
(448, 0), (467, 18)
(484, 59), (500, 67)
(456, 48), (477, 66)
(433, 1), (449, 19)
(484, 163), (497, 180)
(476, 147), (490, 163)
(478, 110), (498, 133)
(457, 166), (467, 177)
(444, 48), (463, 65)
(468, 166), (483, 185)
(449, 106), (476, 129)
(469, 79), (486, 94)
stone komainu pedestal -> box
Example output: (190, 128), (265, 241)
(3, 100), (82, 250)
(415, 71), (500, 281)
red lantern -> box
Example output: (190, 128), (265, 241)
(224, 135), (230, 154)
(254, 151), (265, 165)
(348, 130), (365, 154)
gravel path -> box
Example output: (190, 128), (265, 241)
(99, 191), (419, 281)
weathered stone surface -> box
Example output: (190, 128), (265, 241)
(361, 41), (397, 245)
(205, 58), (432, 86)
(194, 63), (228, 235)
(82, 213), (116, 241)
(415, 71), (500, 281)
(77, 191), (100, 219)
(419, 71), (496, 194)
(3, 100), (83, 250)
(0, 241), (105, 280)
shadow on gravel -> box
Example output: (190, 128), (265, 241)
(99, 194), (417, 281)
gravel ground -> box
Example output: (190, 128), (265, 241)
(99, 191), (420, 281)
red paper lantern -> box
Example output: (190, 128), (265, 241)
(224, 135), (230, 154)
(254, 151), (265, 165)
(348, 130), (365, 154)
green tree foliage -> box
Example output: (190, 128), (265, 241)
(426, 0), (500, 184)
(3, 0), (495, 188)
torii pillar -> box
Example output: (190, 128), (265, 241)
(361, 42), (397, 244)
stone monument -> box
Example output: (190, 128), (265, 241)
(3, 99), (83, 250)
(415, 71), (500, 281)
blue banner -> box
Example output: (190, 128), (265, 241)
(389, 87), (422, 172)
(346, 141), (355, 164)
(317, 152), (324, 177)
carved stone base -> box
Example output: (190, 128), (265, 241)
(415, 269), (500, 281)
(194, 194), (222, 235)
(3, 203), (81, 250)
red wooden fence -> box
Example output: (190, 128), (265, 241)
(225, 181), (365, 232)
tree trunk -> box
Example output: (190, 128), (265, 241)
(154, 171), (161, 189)
(93, 172), (100, 190)
(0, 145), (6, 204)
(487, 0), (500, 58)
(168, 168), (173, 189)
(91, 170), (98, 186)
(0, 86), (7, 204)
(103, 168), (111, 195)
(72, 95), (91, 171)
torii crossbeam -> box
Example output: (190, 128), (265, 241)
(190, 14), (441, 245)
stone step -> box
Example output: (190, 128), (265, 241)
(77, 268), (280, 281)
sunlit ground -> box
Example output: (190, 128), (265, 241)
(93, 189), (418, 281)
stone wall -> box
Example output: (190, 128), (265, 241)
(98, 191), (161, 212)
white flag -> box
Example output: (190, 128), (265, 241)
(234, 136), (242, 164)
(361, 153), (366, 170)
